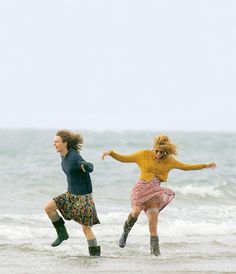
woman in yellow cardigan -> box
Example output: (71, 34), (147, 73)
(102, 135), (216, 256)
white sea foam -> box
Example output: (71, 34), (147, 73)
(0, 224), (35, 240)
(0, 210), (235, 243)
(174, 181), (236, 200)
(174, 184), (222, 198)
(160, 219), (236, 237)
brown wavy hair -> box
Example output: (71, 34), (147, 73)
(56, 129), (83, 152)
(153, 135), (177, 157)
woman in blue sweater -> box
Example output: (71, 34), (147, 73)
(44, 129), (100, 256)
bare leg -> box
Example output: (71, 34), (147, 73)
(44, 200), (60, 221)
(147, 208), (159, 236)
(82, 225), (101, 256)
(118, 205), (142, 248)
(146, 201), (160, 235)
(82, 225), (96, 241)
(146, 202), (160, 256)
(44, 199), (69, 247)
(131, 205), (142, 219)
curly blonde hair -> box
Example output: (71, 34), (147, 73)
(56, 129), (83, 152)
(153, 135), (177, 157)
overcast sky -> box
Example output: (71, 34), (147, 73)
(0, 0), (235, 132)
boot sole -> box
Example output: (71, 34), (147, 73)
(51, 236), (69, 247)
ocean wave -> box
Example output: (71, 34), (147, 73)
(174, 181), (236, 200)
(0, 211), (236, 242)
(160, 219), (236, 237)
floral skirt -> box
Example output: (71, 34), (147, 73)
(53, 192), (100, 226)
(131, 177), (175, 212)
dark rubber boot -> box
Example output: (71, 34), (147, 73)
(118, 213), (137, 248)
(88, 246), (101, 256)
(150, 235), (160, 256)
(51, 217), (69, 247)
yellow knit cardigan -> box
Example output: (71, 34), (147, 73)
(110, 149), (207, 182)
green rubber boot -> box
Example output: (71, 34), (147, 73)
(118, 213), (137, 248)
(51, 217), (69, 247)
(150, 235), (160, 256)
(88, 246), (101, 256)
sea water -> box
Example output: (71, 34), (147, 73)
(0, 129), (235, 274)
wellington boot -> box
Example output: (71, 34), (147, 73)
(88, 246), (101, 256)
(118, 213), (137, 248)
(51, 217), (69, 247)
(150, 235), (160, 256)
(118, 231), (128, 248)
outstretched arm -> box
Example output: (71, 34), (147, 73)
(172, 158), (216, 171)
(102, 150), (141, 163)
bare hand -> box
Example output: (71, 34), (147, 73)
(81, 164), (86, 172)
(102, 151), (112, 160)
(205, 162), (216, 169)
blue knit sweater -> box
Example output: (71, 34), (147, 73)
(61, 148), (93, 195)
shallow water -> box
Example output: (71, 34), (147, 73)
(0, 129), (236, 273)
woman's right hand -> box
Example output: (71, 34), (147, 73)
(102, 150), (112, 160)
(205, 162), (217, 169)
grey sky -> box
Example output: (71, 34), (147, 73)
(0, 0), (235, 131)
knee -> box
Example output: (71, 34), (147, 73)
(148, 216), (157, 234)
(82, 225), (91, 235)
(131, 209), (141, 219)
(44, 202), (52, 214)
(44, 204), (50, 214)
(149, 223), (157, 234)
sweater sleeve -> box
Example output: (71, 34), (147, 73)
(171, 158), (207, 170)
(109, 150), (142, 163)
(77, 154), (94, 173)
(81, 161), (94, 173)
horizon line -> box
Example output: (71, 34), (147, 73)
(0, 126), (235, 134)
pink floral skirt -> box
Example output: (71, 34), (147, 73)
(131, 177), (175, 212)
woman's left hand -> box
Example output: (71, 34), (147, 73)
(81, 163), (86, 172)
(205, 162), (217, 169)
(101, 150), (112, 160)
